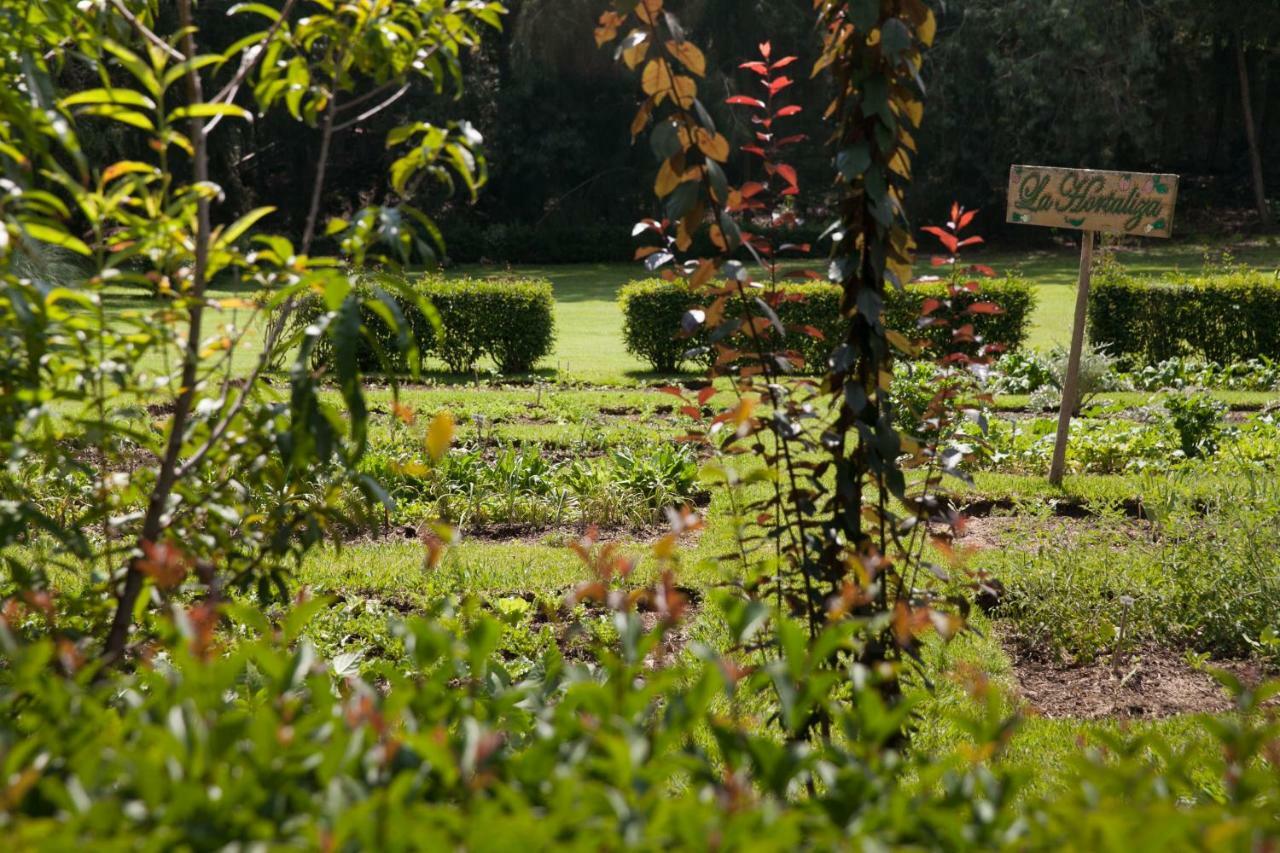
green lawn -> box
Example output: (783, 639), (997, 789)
(94, 239), (1280, 385)
(449, 239), (1280, 380)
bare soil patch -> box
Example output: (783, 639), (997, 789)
(1007, 640), (1274, 720)
(947, 514), (1155, 552)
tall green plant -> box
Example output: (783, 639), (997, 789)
(0, 0), (499, 661)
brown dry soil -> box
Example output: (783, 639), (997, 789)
(938, 510), (1279, 719)
(1007, 641), (1273, 720)
(948, 514), (1154, 552)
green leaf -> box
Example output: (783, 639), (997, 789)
(77, 105), (155, 132)
(102, 40), (161, 97)
(21, 222), (91, 256)
(227, 2), (281, 20)
(168, 103), (253, 123)
(161, 56), (223, 91)
(837, 144), (871, 181)
(214, 206), (277, 249)
(59, 87), (156, 110)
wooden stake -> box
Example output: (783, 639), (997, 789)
(1049, 231), (1095, 487)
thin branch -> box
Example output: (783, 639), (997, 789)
(333, 83), (409, 132)
(335, 79), (403, 113)
(109, 0), (184, 61)
(104, 0), (212, 662)
(212, 0), (299, 104)
(205, 0), (300, 135)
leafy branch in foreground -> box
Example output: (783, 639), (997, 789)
(0, 0), (499, 662)
(598, 0), (991, 740)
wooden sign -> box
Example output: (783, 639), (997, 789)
(1007, 165), (1179, 238)
(1006, 163), (1181, 486)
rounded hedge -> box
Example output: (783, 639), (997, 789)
(1089, 269), (1280, 366)
(618, 276), (1035, 373)
(313, 275), (556, 374)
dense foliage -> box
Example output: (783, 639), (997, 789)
(3, 596), (1277, 849)
(312, 276), (556, 374)
(1090, 266), (1280, 366)
(3, 0), (1280, 847)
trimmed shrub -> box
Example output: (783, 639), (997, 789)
(619, 277), (1035, 373)
(617, 279), (706, 372)
(1089, 269), (1280, 367)
(885, 277), (1036, 355)
(314, 275), (555, 374)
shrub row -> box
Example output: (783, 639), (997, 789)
(619, 277), (1035, 373)
(314, 275), (555, 374)
(1089, 269), (1280, 366)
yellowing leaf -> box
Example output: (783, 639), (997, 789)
(652, 533), (678, 560)
(888, 148), (912, 178)
(902, 98), (924, 129)
(594, 11), (624, 47)
(641, 59), (670, 100)
(919, 9), (937, 46)
(709, 225), (726, 252)
(635, 0), (663, 25)
(885, 329), (917, 355)
(631, 98), (655, 138)
(655, 158), (682, 197)
(675, 221), (693, 252)
(102, 160), (157, 183)
(425, 411), (455, 462)
(672, 75), (697, 108)
(666, 40), (706, 77)
(392, 402), (416, 425)
(696, 130), (730, 162)
(623, 37), (649, 70)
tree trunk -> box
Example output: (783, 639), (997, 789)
(1236, 37), (1272, 226)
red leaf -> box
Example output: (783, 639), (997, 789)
(921, 225), (958, 254)
(767, 76), (794, 95)
(780, 187), (800, 196)
(958, 236), (985, 248)
(740, 181), (766, 198)
(800, 324), (826, 340)
(770, 56), (798, 70)
(725, 95), (767, 109)
(658, 386), (687, 399)
(774, 105), (803, 118)
(950, 202), (961, 224)
(966, 302), (1003, 315)
(742, 145), (766, 157)
(680, 405), (702, 419)
(958, 209), (979, 230)
(697, 386), (716, 405)
(739, 61), (769, 75)
(969, 264), (997, 277)
(759, 41), (771, 60)
(920, 298), (943, 316)
(931, 256), (954, 266)
(775, 163), (799, 189)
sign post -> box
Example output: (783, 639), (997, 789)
(1005, 165), (1179, 486)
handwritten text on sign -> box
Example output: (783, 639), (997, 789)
(1007, 165), (1178, 237)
